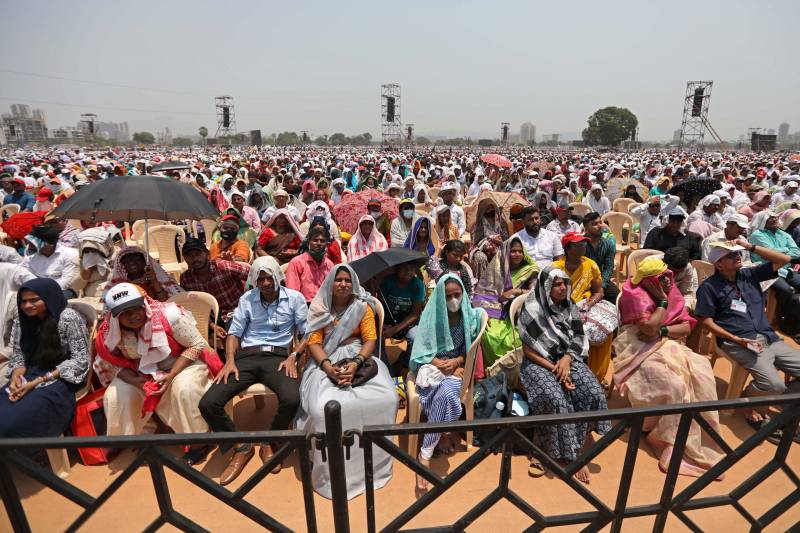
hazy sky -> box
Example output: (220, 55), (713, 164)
(2, 0), (798, 141)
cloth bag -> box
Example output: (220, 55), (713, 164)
(579, 299), (619, 346)
(69, 387), (113, 466)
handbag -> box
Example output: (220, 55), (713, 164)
(69, 387), (114, 466)
(327, 357), (378, 387)
(579, 300), (619, 346)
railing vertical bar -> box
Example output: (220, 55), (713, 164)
(363, 433), (377, 533)
(0, 452), (31, 533)
(325, 400), (350, 533)
(147, 447), (176, 523)
(298, 439), (319, 533)
(654, 412), (694, 532)
(610, 415), (643, 533)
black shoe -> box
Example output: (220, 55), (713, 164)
(182, 445), (213, 465)
(746, 417), (782, 445)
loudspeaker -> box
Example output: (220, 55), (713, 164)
(250, 129), (262, 146)
(386, 97), (395, 122)
(502, 125), (509, 142)
(691, 88), (704, 117)
(751, 133), (777, 151)
(222, 107), (230, 128)
(8, 125), (15, 137)
(302, 132), (308, 142)
(88, 121), (94, 134)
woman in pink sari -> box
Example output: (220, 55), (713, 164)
(614, 257), (723, 478)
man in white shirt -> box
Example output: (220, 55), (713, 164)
(545, 206), (581, 236)
(512, 206), (564, 269)
(631, 194), (680, 244)
(261, 189), (300, 224)
(701, 214), (751, 263)
(771, 181), (800, 207)
(437, 182), (465, 237)
(21, 225), (79, 296)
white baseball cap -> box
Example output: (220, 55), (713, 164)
(104, 283), (145, 317)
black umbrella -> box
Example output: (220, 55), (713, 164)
(667, 177), (721, 201)
(50, 175), (219, 222)
(151, 160), (191, 172)
(349, 248), (428, 284)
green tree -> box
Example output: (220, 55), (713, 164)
(132, 131), (155, 144)
(328, 133), (348, 145)
(173, 136), (193, 147)
(415, 136), (431, 145)
(581, 106), (638, 147)
(276, 131), (300, 145)
(198, 126), (208, 146)
(313, 136), (328, 146)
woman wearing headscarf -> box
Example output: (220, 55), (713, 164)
(330, 177), (347, 205)
(432, 204), (459, 246)
(302, 200), (341, 242)
(473, 237), (538, 367)
(410, 274), (485, 490)
(230, 191), (262, 234)
(517, 267), (610, 483)
(107, 246), (183, 301)
(94, 283), (222, 461)
(78, 227), (115, 297)
(246, 187), (268, 219)
(413, 183), (435, 209)
(404, 216), (437, 257)
(737, 191), (772, 221)
(615, 257), (722, 477)
(347, 214), (388, 261)
(296, 264), (397, 499)
(650, 177), (672, 198)
(0, 278), (89, 438)
(301, 180), (317, 204)
(468, 235), (503, 282)
(470, 196), (509, 246)
(256, 208), (305, 264)
(686, 194), (724, 238)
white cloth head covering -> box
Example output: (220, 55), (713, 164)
(707, 242), (746, 264)
(750, 210), (778, 232)
(247, 255), (285, 290)
(304, 264), (378, 356)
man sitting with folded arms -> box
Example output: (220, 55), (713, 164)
(198, 256), (307, 485)
(179, 237), (250, 344)
(695, 240), (800, 438)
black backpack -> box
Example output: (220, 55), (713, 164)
(472, 372), (513, 448)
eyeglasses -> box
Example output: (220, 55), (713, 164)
(657, 273), (670, 282)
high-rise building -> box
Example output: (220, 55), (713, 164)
(778, 123), (790, 145)
(95, 121), (130, 142)
(1, 104), (48, 145)
(673, 129), (682, 143)
(519, 122), (536, 144)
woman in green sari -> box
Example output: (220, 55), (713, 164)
(472, 236), (538, 367)
(211, 207), (258, 248)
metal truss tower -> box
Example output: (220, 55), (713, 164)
(215, 96), (236, 137)
(381, 84), (402, 147)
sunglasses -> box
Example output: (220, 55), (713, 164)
(657, 273), (671, 282)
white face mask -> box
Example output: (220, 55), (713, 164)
(370, 210), (381, 220)
(401, 208), (414, 219)
(446, 295), (462, 313)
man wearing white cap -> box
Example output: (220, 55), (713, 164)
(262, 188), (300, 224)
(701, 214), (752, 263)
(771, 181), (800, 207)
(631, 194), (680, 245)
(695, 240), (800, 432)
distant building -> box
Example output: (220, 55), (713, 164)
(95, 121), (130, 142)
(778, 122), (790, 145)
(1, 104), (48, 145)
(520, 122), (536, 144)
(50, 127), (86, 143)
(673, 129), (682, 143)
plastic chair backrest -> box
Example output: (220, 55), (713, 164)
(569, 202), (590, 218)
(601, 212), (634, 245)
(460, 310), (488, 402)
(148, 224), (185, 265)
(131, 219), (168, 244)
(508, 292), (528, 325)
(280, 262), (290, 274)
(67, 301), (98, 330)
(0, 204), (20, 220)
(691, 260), (715, 286)
(627, 249), (664, 281)
(199, 219), (217, 248)
(613, 198), (636, 213)
(167, 291), (219, 349)
(429, 187), (441, 201)
(372, 299), (385, 360)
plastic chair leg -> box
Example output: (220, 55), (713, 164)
(47, 446), (71, 478)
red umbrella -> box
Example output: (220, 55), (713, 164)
(480, 154), (512, 168)
(333, 190), (398, 234)
(1, 211), (47, 240)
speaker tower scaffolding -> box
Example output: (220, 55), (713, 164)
(678, 81), (719, 149)
(215, 96), (236, 137)
(381, 84), (402, 147)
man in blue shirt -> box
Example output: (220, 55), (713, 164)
(695, 239), (800, 433)
(199, 257), (307, 485)
(3, 178), (36, 212)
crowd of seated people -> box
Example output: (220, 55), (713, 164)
(1, 149), (799, 501)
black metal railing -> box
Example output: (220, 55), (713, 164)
(0, 429), (318, 533)
(1, 394), (799, 532)
(354, 393), (800, 533)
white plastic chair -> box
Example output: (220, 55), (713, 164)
(148, 224), (187, 278)
(167, 291), (219, 350)
(626, 249), (664, 282)
(405, 310), (488, 454)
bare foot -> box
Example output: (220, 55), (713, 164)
(575, 465), (591, 484)
(416, 457), (430, 491)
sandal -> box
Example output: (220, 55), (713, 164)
(528, 460), (545, 478)
(746, 417), (782, 445)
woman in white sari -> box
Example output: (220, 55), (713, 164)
(296, 264), (398, 499)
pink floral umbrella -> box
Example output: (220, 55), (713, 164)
(333, 190), (399, 234)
